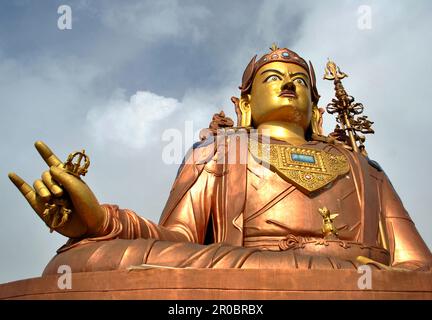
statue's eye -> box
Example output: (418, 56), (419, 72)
(265, 75), (281, 83)
(294, 78), (307, 86)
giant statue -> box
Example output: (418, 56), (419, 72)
(8, 45), (432, 274)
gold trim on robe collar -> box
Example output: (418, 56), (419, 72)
(249, 140), (350, 195)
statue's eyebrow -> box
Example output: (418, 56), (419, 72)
(260, 69), (284, 76)
(289, 72), (309, 79)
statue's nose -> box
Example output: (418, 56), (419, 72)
(281, 80), (296, 92)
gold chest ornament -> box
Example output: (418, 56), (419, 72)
(249, 141), (350, 195)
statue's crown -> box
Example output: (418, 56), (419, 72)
(240, 44), (320, 103)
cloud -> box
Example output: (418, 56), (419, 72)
(0, 53), (109, 284)
(100, 0), (210, 43)
(87, 90), (181, 149)
(86, 82), (241, 155)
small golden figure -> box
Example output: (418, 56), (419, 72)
(318, 207), (339, 239)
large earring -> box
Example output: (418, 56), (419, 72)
(239, 95), (252, 127)
(310, 104), (325, 136)
(231, 95), (252, 127)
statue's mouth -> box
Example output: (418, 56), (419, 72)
(279, 90), (297, 99)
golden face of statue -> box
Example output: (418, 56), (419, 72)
(248, 62), (313, 130)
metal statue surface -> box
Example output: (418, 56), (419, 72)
(8, 45), (432, 274)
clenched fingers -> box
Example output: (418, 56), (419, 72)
(42, 170), (64, 197)
(33, 179), (51, 202)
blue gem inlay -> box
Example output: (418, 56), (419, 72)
(282, 52), (289, 57)
(291, 153), (315, 164)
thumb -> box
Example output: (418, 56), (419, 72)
(50, 166), (80, 191)
(50, 165), (103, 235)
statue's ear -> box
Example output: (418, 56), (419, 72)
(311, 103), (325, 136)
(238, 94), (252, 127)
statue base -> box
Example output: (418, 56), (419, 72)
(1, 268), (431, 299)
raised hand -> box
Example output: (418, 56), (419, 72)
(8, 141), (106, 238)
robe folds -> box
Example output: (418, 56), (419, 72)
(43, 131), (432, 275)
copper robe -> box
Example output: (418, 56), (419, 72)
(43, 132), (432, 274)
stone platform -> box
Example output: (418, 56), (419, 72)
(0, 268), (431, 299)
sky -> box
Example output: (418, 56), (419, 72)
(0, 0), (431, 284)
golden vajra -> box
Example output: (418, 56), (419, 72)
(323, 59), (374, 156)
(43, 150), (90, 232)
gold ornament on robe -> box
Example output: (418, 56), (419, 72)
(249, 140), (350, 195)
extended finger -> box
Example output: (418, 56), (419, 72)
(33, 179), (51, 202)
(8, 172), (42, 212)
(34, 141), (62, 168)
(42, 171), (63, 197)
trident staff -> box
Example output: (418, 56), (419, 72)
(323, 60), (374, 156)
